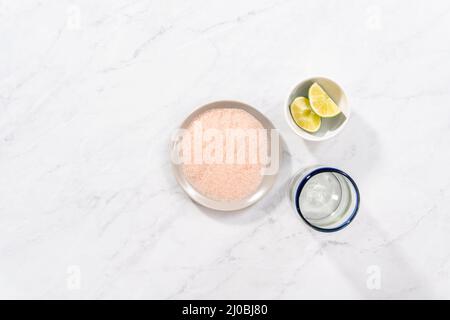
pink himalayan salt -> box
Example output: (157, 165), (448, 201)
(182, 108), (264, 201)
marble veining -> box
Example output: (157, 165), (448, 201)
(1, 0), (450, 299)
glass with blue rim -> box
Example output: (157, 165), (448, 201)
(289, 165), (360, 232)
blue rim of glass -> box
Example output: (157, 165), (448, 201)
(294, 167), (360, 233)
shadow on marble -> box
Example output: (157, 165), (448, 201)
(197, 135), (293, 225)
(303, 112), (380, 181)
(309, 210), (431, 299)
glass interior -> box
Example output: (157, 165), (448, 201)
(298, 171), (357, 230)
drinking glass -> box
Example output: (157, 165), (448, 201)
(289, 166), (360, 232)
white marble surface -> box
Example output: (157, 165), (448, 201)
(1, 0), (450, 299)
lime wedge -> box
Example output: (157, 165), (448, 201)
(290, 97), (321, 133)
(308, 82), (341, 117)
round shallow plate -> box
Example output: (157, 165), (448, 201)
(171, 100), (280, 211)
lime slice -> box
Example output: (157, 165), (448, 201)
(308, 82), (341, 117)
(290, 97), (321, 133)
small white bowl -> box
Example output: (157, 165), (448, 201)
(285, 77), (350, 141)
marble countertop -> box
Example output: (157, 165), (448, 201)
(1, 0), (450, 299)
